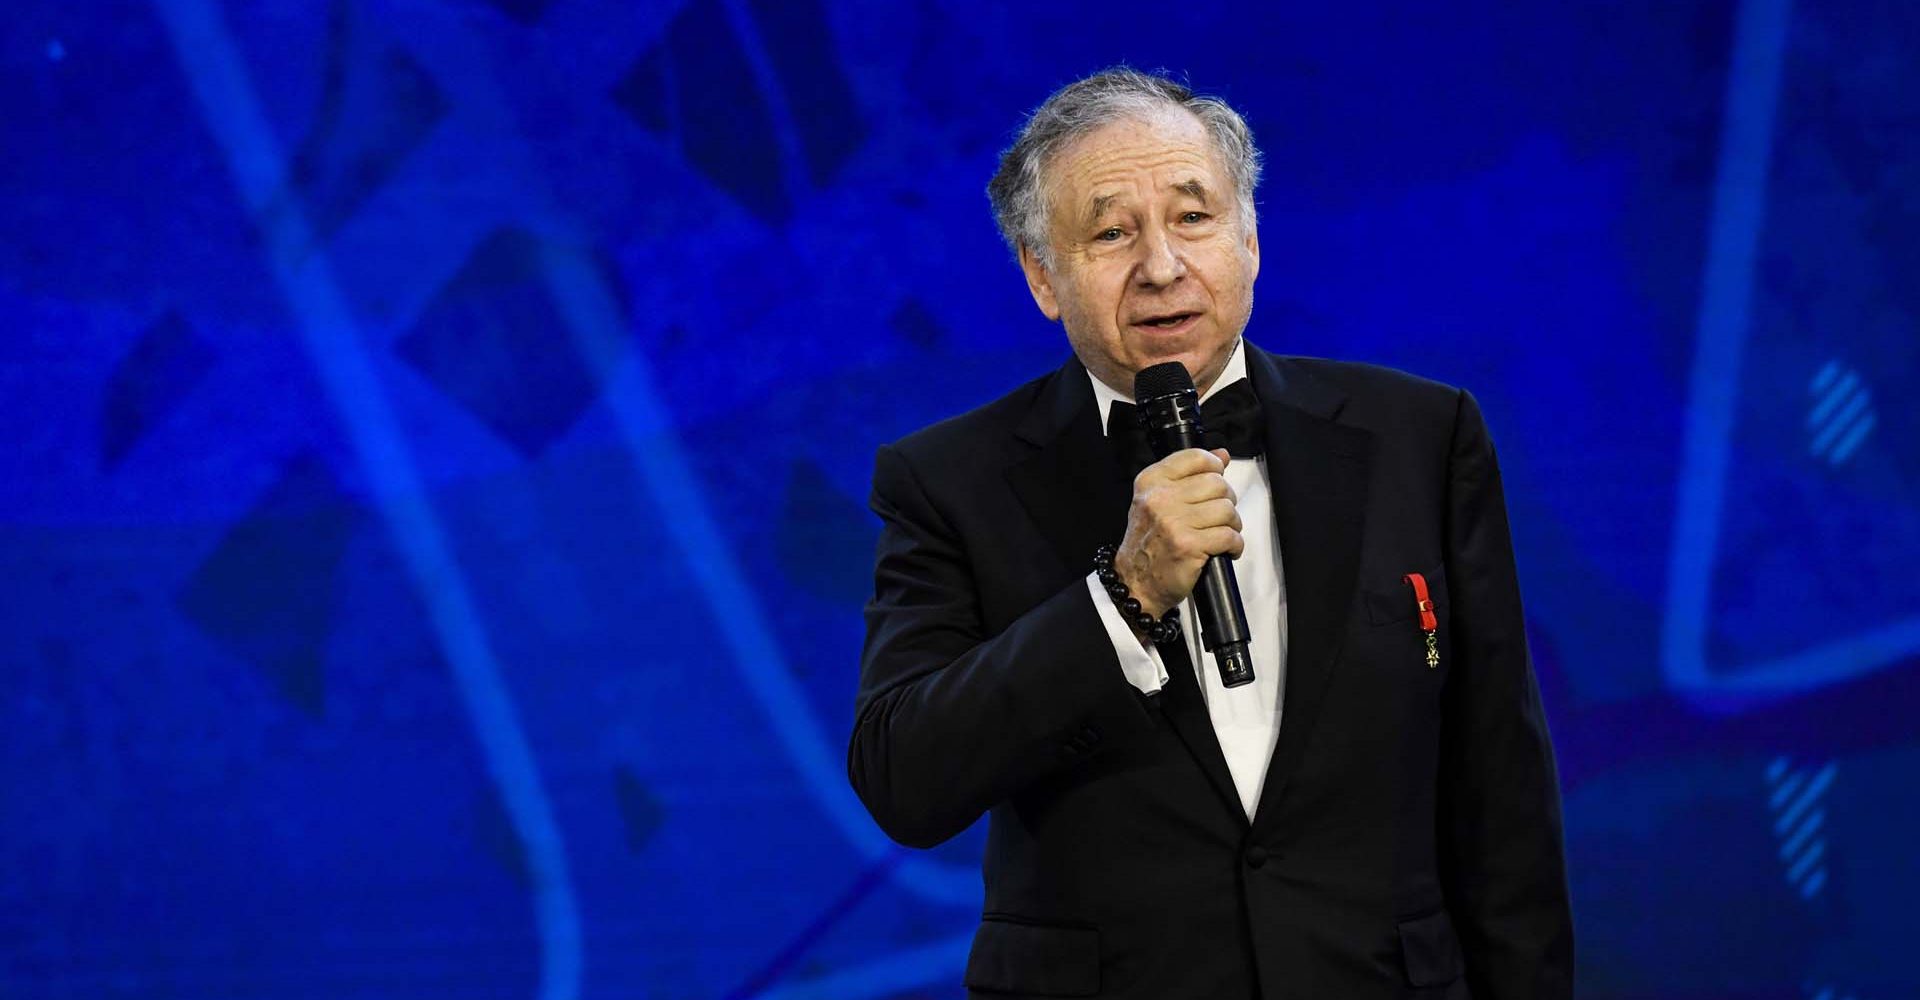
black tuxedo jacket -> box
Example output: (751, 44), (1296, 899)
(851, 344), (1573, 999)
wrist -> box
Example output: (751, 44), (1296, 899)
(1124, 583), (1169, 621)
(1094, 544), (1181, 645)
(1114, 552), (1171, 619)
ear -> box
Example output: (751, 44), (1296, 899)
(1243, 221), (1260, 283)
(1017, 243), (1061, 321)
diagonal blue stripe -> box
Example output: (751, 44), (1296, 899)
(1660, 0), (1800, 697)
(354, 7), (981, 911)
(1786, 838), (1826, 883)
(1768, 768), (1806, 809)
(1775, 761), (1836, 835)
(1780, 807), (1824, 862)
(1828, 412), (1876, 464)
(150, 4), (583, 997)
(1810, 390), (1871, 455)
(1657, 0), (1920, 696)
(1800, 867), (1828, 898)
(1806, 372), (1859, 428)
(536, 242), (977, 905)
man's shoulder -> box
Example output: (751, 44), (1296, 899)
(1259, 347), (1482, 449)
(1274, 353), (1460, 407)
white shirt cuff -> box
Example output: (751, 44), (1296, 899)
(1086, 571), (1170, 695)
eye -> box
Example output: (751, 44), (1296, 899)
(1095, 227), (1125, 242)
(1179, 211), (1210, 224)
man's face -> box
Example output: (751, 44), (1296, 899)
(1019, 108), (1260, 396)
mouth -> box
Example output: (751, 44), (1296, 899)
(1132, 310), (1201, 333)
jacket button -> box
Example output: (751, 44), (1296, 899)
(1244, 846), (1268, 869)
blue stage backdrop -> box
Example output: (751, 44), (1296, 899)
(4, 1), (1916, 997)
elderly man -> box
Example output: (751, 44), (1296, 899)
(850, 68), (1573, 999)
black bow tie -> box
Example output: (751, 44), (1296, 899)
(1107, 377), (1266, 472)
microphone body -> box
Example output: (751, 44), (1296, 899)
(1133, 363), (1256, 688)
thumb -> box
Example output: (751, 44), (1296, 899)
(1211, 447), (1231, 469)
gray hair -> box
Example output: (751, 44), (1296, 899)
(987, 67), (1263, 266)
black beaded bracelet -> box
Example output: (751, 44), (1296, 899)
(1093, 543), (1182, 644)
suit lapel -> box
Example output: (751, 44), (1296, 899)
(1006, 358), (1245, 824)
(1154, 628), (1247, 825)
(1005, 359), (1131, 578)
(1246, 349), (1373, 837)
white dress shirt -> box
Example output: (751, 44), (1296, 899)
(1082, 339), (1288, 820)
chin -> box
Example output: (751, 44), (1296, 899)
(1186, 344), (1239, 389)
(1128, 349), (1196, 374)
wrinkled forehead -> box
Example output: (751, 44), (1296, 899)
(1040, 108), (1228, 217)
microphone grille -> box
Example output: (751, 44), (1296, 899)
(1133, 362), (1195, 403)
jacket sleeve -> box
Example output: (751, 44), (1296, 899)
(848, 442), (1156, 849)
(1438, 390), (1577, 998)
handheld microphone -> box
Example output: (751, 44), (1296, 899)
(1133, 362), (1256, 688)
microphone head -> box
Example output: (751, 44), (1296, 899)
(1133, 362), (1196, 404)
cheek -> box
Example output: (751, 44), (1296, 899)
(1207, 251), (1257, 304)
(1062, 275), (1125, 331)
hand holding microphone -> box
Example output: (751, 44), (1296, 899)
(1111, 363), (1257, 687)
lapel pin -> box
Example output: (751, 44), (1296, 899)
(1402, 572), (1440, 669)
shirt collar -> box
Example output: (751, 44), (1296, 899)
(1086, 337), (1249, 438)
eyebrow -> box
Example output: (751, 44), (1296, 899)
(1174, 179), (1211, 203)
(1082, 180), (1213, 228)
(1084, 193), (1119, 227)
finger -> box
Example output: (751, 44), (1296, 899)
(1140, 447), (1226, 486)
(1185, 498), (1243, 531)
(1195, 525), (1246, 559)
(1211, 447), (1231, 471)
(1162, 472), (1232, 504)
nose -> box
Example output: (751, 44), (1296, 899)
(1134, 224), (1187, 286)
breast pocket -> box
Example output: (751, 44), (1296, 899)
(1362, 564), (1452, 674)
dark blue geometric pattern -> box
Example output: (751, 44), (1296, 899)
(1678, 0), (1920, 690)
(99, 309), (215, 468)
(174, 453), (360, 716)
(744, 0), (866, 187)
(609, 44), (672, 135)
(277, 2), (446, 241)
(618, 0), (788, 224)
(614, 766), (665, 854)
(5, 0), (1920, 997)
(395, 228), (609, 456)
